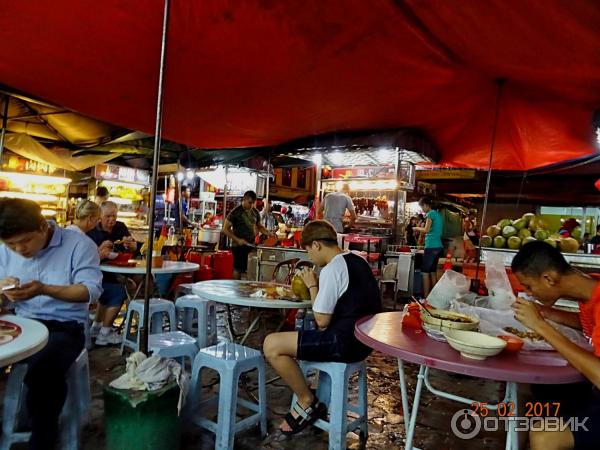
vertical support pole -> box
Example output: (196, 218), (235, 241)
(141, 0), (170, 354)
(0, 95), (9, 165)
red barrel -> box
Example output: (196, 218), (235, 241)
(196, 265), (214, 282)
(212, 251), (233, 279)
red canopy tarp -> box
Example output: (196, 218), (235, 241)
(0, 0), (598, 170)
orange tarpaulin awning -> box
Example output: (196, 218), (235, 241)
(0, 1), (598, 170)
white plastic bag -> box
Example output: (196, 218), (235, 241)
(452, 301), (592, 352)
(427, 270), (470, 309)
(485, 252), (516, 310)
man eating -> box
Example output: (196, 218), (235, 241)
(511, 241), (599, 450)
(263, 220), (381, 435)
(0, 198), (102, 449)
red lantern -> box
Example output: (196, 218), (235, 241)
(595, 178), (600, 191)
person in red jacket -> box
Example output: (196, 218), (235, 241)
(511, 241), (600, 450)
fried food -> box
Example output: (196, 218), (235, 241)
(503, 326), (544, 341)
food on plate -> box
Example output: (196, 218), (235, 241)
(503, 326), (544, 341)
(0, 335), (13, 344)
(0, 324), (18, 334)
(498, 335), (524, 352)
(431, 313), (473, 323)
(238, 283), (298, 300)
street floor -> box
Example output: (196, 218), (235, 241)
(0, 295), (514, 449)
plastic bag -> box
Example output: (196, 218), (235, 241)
(427, 270), (470, 309)
(485, 252), (516, 310)
(452, 301), (592, 352)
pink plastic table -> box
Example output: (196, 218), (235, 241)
(355, 312), (584, 450)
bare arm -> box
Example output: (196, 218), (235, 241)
(414, 217), (432, 234)
(540, 306), (582, 330)
(307, 286), (332, 329)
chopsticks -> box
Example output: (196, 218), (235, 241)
(412, 296), (435, 318)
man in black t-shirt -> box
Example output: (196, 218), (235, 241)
(222, 191), (273, 279)
(591, 225), (600, 248)
(87, 201), (137, 345)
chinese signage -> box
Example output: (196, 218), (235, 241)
(1, 154), (59, 176)
(418, 169), (477, 180)
(94, 164), (149, 185)
(330, 166), (396, 179)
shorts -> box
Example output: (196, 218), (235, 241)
(531, 383), (600, 450)
(232, 245), (252, 272)
(99, 282), (127, 308)
(422, 247), (443, 273)
(297, 329), (371, 363)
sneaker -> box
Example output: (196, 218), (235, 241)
(95, 330), (123, 346)
(90, 323), (102, 338)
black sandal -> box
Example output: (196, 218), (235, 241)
(281, 397), (327, 436)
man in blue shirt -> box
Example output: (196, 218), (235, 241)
(0, 198), (102, 449)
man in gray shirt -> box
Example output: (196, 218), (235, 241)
(318, 183), (357, 233)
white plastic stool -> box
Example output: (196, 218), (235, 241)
(189, 342), (267, 450)
(121, 298), (177, 354)
(149, 331), (199, 367)
(292, 360), (368, 450)
(175, 295), (217, 348)
(0, 349), (91, 450)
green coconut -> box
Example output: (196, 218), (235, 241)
(507, 236), (522, 250)
(559, 237), (580, 254)
(502, 225), (517, 238)
(486, 225), (501, 238)
(571, 228), (582, 241)
(480, 235), (493, 248)
(493, 236), (507, 248)
(544, 238), (558, 248)
(522, 236), (537, 245)
(518, 228), (532, 240)
(522, 213), (536, 227)
(529, 216), (549, 233)
(497, 219), (512, 230)
(535, 229), (549, 241)
(512, 218), (527, 230)
(291, 274), (311, 300)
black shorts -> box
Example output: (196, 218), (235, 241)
(231, 245), (252, 272)
(297, 329), (371, 363)
(422, 247), (443, 273)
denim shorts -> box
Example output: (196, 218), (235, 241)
(297, 329), (371, 363)
(99, 282), (127, 307)
(422, 247), (444, 273)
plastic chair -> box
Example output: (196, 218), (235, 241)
(121, 298), (177, 354)
(175, 295), (218, 348)
(0, 349), (91, 450)
(295, 260), (315, 271)
(189, 342), (267, 450)
(148, 331), (199, 367)
(291, 360), (368, 450)
(271, 258), (300, 284)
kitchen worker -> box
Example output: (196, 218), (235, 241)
(318, 182), (357, 233)
(222, 190), (274, 279)
(0, 198), (102, 449)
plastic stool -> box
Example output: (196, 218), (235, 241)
(189, 342), (267, 450)
(149, 331), (199, 367)
(121, 298), (177, 354)
(0, 349), (91, 450)
(292, 360), (368, 450)
(175, 295), (217, 348)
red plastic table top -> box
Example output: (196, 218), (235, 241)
(343, 234), (383, 244)
(355, 312), (585, 384)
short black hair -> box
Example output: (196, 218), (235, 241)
(96, 186), (109, 197)
(243, 190), (257, 201)
(511, 241), (571, 277)
(418, 195), (438, 210)
(596, 225), (600, 233)
(0, 198), (46, 239)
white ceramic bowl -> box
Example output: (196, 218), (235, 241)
(444, 329), (507, 360)
(420, 308), (479, 333)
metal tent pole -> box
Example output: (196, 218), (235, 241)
(141, 0), (170, 354)
(0, 95), (9, 164)
(473, 79), (506, 290)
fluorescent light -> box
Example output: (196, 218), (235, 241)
(101, 180), (145, 190)
(0, 192), (59, 202)
(41, 209), (57, 216)
(118, 211), (137, 218)
(177, 172), (184, 182)
(108, 196), (133, 205)
(0, 172), (71, 185)
(312, 153), (322, 165)
(330, 152), (344, 166)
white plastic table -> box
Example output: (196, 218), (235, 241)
(0, 315), (49, 367)
(192, 280), (312, 344)
(100, 261), (200, 300)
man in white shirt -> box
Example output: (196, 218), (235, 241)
(318, 183), (356, 233)
(263, 220), (381, 435)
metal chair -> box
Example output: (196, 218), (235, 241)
(271, 258), (300, 284)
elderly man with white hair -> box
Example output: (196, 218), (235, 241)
(87, 201), (138, 345)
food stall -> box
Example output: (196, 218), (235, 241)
(0, 154), (71, 224)
(90, 163), (150, 240)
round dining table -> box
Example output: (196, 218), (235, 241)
(192, 280), (312, 344)
(100, 260), (200, 276)
(355, 311), (584, 450)
(0, 315), (49, 367)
